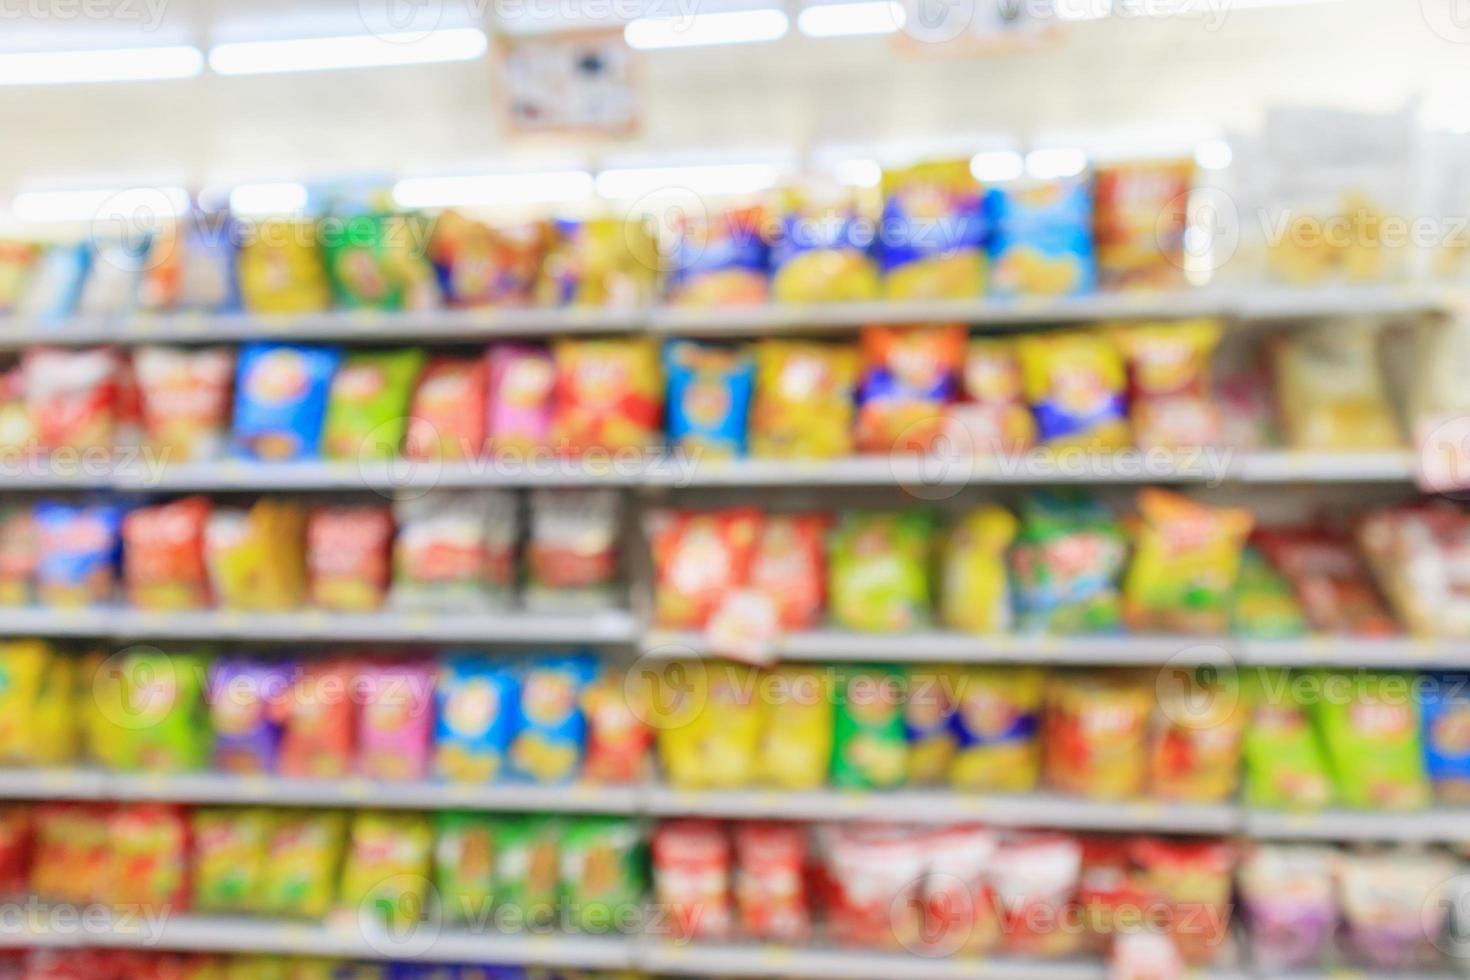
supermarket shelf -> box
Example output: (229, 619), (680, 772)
(1244, 807), (1470, 843)
(1238, 636), (1470, 668)
(0, 606), (637, 644)
(119, 457), (652, 491)
(638, 941), (1113, 980)
(1231, 449), (1416, 482)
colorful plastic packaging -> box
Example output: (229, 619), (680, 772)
(748, 513), (830, 631)
(133, 346), (235, 461)
(734, 821), (810, 943)
(770, 188), (880, 304)
(107, 648), (212, 773)
(654, 661), (764, 789)
(1150, 666), (1246, 802)
(237, 220), (333, 315)
(581, 668), (652, 784)
(855, 325), (965, 453)
(321, 349), (424, 460)
(832, 665), (909, 789)
(1018, 331), (1129, 449)
(652, 819), (733, 941)
(829, 511), (934, 633)
(1129, 836), (1234, 965)
(0, 640), (51, 764)
(1093, 159), (1194, 291)
(17, 244), (90, 320)
(549, 338), (661, 454)
(749, 340), (859, 459)
(1114, 319), (1223, 451)
(204, 500), (308, 612)
(1238, 844), (1338, 971)
(392, 491), (517, 610)
(339, 811), (435, 929)
(1420, 673), (1470, 803)
(277, 660), (357, 779)
(433, 810), (495, 926)
(0, 506), (36, 606)
(138, 211), (240, 313)
(523, 488), (620, 611)
(433, 654), (518, 783)
(510, 654), (597, 784)
(34, 501), (123, 608)
(1043, 671), (1151, 799)
(878, 161), (986, 300)
(1010, 492), (1127, 634)
(560, 816), (644, 933)
(948, 338), (1037, 454)
(940, 506), (1018, 634)
(1311, 670), (1430, 810)
(357, 660), (435, 782)
(323, 213), (400, 311)
(122, 496), (212, 611)
(667, 207), (770, 307)
(904, 665), (959, 784)
(24, 347), (118, 454)
(1271, 322), (1402, 451)
(104, 804), (190, 910)
(192, 808), (274, 913)
(429, 212), (549, 308)
(755, 665), (833, 789)
(306, 506), (393, 612)
(986, 176), (1097, 297)
(650, 507), (761, 630)
(208, 658), (290, 775)
(664, 341), (754, 458)
(950, 667), (1045, 792)
(486, 345), (554, 454)
(1123, 489), (1253, 634)
(231, 343), (342, 461)
(1230, 547), (1309, 639)
(494, 816), (562, 929)
(1240, 668), (1335, 810)
(1257, 526), (1396, 636)
(258, 807), (349, 916)
(536, 217), (658, 308)
(404, 356), (488, 461)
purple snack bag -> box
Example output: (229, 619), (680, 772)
(208, 657), (291, 774)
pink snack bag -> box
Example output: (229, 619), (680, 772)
(487, 345), (554, 453)
(356, 659), (436, 781)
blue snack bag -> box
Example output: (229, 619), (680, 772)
(17, 244), (91, 320)
(664, 340), (754, 458)
(1422, 672), (1470, 804)
(433, 653), (519, 783)
(34, 500), (123, 607)
(986, 176), (1097, 298)
(509, 653), (598, 784)
(232, 342), (341, 461)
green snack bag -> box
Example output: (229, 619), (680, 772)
(829, 512), (934, 633)
(325, 213), (401, 310)
(832, 664), (910, 789)
(115, 648), (212, 773)
(434, 810), (496, 925)
(258, 809), (347, 918)
(494, 815), (562, 930)
(340, 811), (435, 930)
(1012, 491), (1126, 634)
(192, 807), (274, 913)
(559, 816), (645, 934)
(1240, 668), (1334, 810)
(1310, 670), (1430, 810)
(322, 348), (426, 460)
(1230, 548), (1307, 639)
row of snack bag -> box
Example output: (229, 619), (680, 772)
(0, 953), (609, 980)
(0, 489), (618, 613)
(0, 644), (646, 787)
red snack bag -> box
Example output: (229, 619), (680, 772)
(307, 505), (394, 612)
(734, 821), (809, 943)
(817, 823), (928, 950)
(24, 347), (118, 454)
(990, 832), (1083, 959)
(404, 356), (488, 461)
(748, 513), (830, 630)
(1043, 672), (1152, 800)
(122, 496), (212, 611)
(1076, 836), (1148, 955)
(920, 825), (999, 957)
(550, 338), (662, 455)
(0, 507), (37, 605)
(581, 669), (652, 783)
(133, 346), (234, 461)
(1256, 527), (1396, 636)
(277, 660), (357, 778)
(0, 806), (31, 894)
(650, 508), (762, 630)
(1129, 837), (1234, 965)
(525, 488), (620, 605)
(104, 803), (190, 911)
(31, 803), (111, 905)
(652, 819), (733, 941)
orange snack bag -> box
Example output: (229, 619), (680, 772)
(122, 496), (212, 611)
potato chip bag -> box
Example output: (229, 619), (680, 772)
(32, 802), (110, 905)
(204, 499), (307, 612)
(323, 213), (399, 310)
(433, 654), (518, 783)
(1093, 159), (1193, 292)
(1123, 489), (1253, 634)
(494, 816), (562, 929)
(878, 161), (986, 300)
(1018, 331), (1128, 449)
(948, 338), (1037, 455)
(1419, 673), (1470, 804)
(748, 513), (830, 631)
(582, 668), (652, 784)
(321, 349), (425, 460)
(1113, 319), (1223, 451)
(667, 206), (769, 307)
(111, 647), (212, 774)
(905, 665), (960, 784)
(560, 816), (644, 933)
(0, 241), (39, 313)
(434, 811), (496, 927)
(0, 640), (51, 763)
(650, 507), (761, 630)
(104, 803), (190, 910)
(139, 212), (240, 313)
(18, 243), (89, 320)
(986, 176), (1097, 297)
(392, 490), (517, 610)
(733, 820), (811, 944)
(524, 488), (620, 612)
(192, 807), (274, 913)
(24, 346), (118, 454)
(30, 651), (80, 768)
(536, 217), (658, 308)
(1043, 671), (1151, 799)
(654, 660), (764, 789)
(259, 809), (348, 918)
(1272, 321), (1402, 451)
(829, 511), (934, 633)
(1150, 665), (1246, 802)
(510, 654), (597, 784)
(237, 220), (332, 314)
(1239, 668), (1333, 809)
(486, 345), (554, 454)
(755, 665), (833, 789)
(550, 338), (661, 454)
(664, 341), (754, 458)
(1311, 670), (1429, 810)
(123, 496), (212, 611)
(232, 343), (341, 461)
(340, 811), (435, 929)
(856, 324), (965, 453)
(1011, 491), (1127, 634)
(34, 501), (122, 608)
(832, 665), (909, 788)
(133, 345), (234, 461)
(428, 212), (549, 307)
(941, 505), (1018, 634)
(306, 505), (393, 612)
(749, 340), (859, 459)
(652, 818), (733, 941)
(769, 188), (880, 303)
(277, 659), (356, 779)
(404, 356), (488, 461)
(208, 657), (290, 775)
(0, 505), (36, 606)
(356, 660), (435, 782)
(950, 666), (1045, 792)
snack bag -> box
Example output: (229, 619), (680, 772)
(770, 188), (880, 303)
(986, 176), (1097, 297)
(428, 213), (549, 308)
(990, 832), (1084, 959)
(1230, 547), (1308, 639)
(1129, 837), (1234, 965)
(306, 506), (393, 612)
(30, 652), (80, 767)
(1420, 673), (1470, 804)
(16, 243), (89, 320)
(1238, 844), (1338, 971)
(1256, 526), (1396, 636)
(494, 816), (562, 929)
(920, 825), (1001, 958)
(1271, 322), (1402, 450)
(433, 654), (518, 783)
(0, 241), (39, 313)
(340, 811), (435, 929)
(24, 347), (118, 453)
(237, 220), (332, 314)
(510, 654), (597, 784)
(1113, 319), (1223, 450)
(434, 811), (495, 925)
(950, 667), (1046, 792)
(0, 806), (31, 896)
(652, 820), (733, 940)
(666, 207), (769, 307)
(940, 505), (1017, 634)
(747, 513), (830, 632)
(1010, 492), (1127, 634)
(664, 341), (754, 458)
(277, 660), (357, 779)
(536, 217), (658, 308)
(855, 324), (966, 453)
(404, 356), (488, 461)
(0, 506), (37, 605)
(550, 339), (661, 454)
(0, 640), (51, 763)
(139, 212), (240, 313)
(231, 343), (341, 461)
(581, 669), (652, 784)
(208, 658), (290, 774)
(734, 821), (810, 943)
(653, 660), (764, 789)
(204, 500), (308, 612)
(111, 648), (212, 773)
(1123, 489), (1253, 634)
(829, 511), (934, 633)
(133, 346), (235, 461)
(123, 496), (212, 611)
(904, 665), (959, 784)
(104, 804), (190, 910)
(32, 803), (110, 904)
(1358, 503), (1470, 638)
(1150, 666), (1246, 802)
(1338, 849), (1456, 971)
(649, 507), (761, 631)
(560, 817), (644, 933)
(1093, 159), (1194, 291)
(947, 338), (1037, 454)
(323, 213), (399, 310)
(1239, 668), (1334, 809)
(321, 349), (425, 460)
(832, 665), (909, 789)
(34, 501), (122, 608)
(819, 823), (929, 950)
(524, 489), (620, 612)
(1043, 671), (1151, 799)
(1018, 331), (1128, 449)
(878, 161), (986, 299)
(1311, 670), (1430, 810)
(755, 665), (833, 789)
(486, 345), (554, 454)
(749, 340), (859, 459)
(392, 491), (517, 610)
(192, 808), (274, 913)
(357, 660), (435, 782)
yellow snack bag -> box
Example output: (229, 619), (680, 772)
(950, 667), (1045, 792)
(749, 340), (859, 459)
(0, 640), (50, 762)
(1123, 489), (1253, 635)
(204, 500), (308, 612)
(238, 220), (333, 315)
(905, 664), (961, 784)
(1271, 322), (1402, 451)
(654, 660), (764, 789)
(30, 652), (79, 766)
(755, 666), (833, 789)
(770, 187), (881, 304)
(1018, 331), (1130, 450)
(879, 161), (986, 300)
(940, 506), (1018, 634)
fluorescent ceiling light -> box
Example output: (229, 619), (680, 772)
(970, 151), (1024, 183)
(11, 187), (190, 224)
(624, 9), (789, 49)
(229, 182), (310, 217)
(0, 46), (203, 86)
(1024, 148), (1087, 180)
(595, 163), (780, 200)
(392, 172), (595, 209)
(834, 158), (882, 188)
(798, 1), (904, 37)
(1194, 139), (1233, 171)
(208, 28), (487, 76)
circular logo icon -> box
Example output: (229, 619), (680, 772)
(622, 647), (707, 731)
(92, 645), (181, 732)
(357, 0), (445, 42)
(89, 188), (180, 274)
(622, 188), (708, 277)
(1417, 414), (1470, 501)
(1165, 186), (1241, 279)
(1425, 872), (1470, 959)
(1421, 0), (1470, 44)
(899, 0), (976, 44)
(358, 417), (443, 502)
(892, 872), (979, 958)
(1153, 645), (1239, 730)
(892, 420), (975, 502)
(358, 874), (443, 958)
